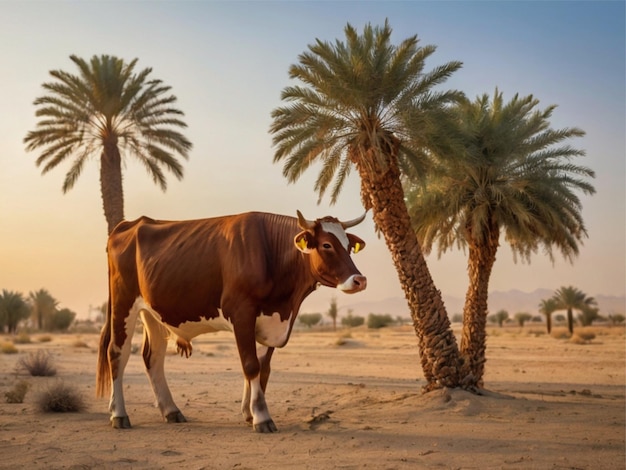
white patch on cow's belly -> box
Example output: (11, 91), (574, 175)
(167, 308), (234, 341)
(137, 298), (234, 342)
(255, 312), (292, 348)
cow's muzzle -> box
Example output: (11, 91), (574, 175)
(337, 274), (367, 294)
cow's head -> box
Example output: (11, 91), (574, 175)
(294, 210), (367, 293)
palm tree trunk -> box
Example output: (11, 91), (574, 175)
(100, 139), (125, 234)
(357, 153), (466, 391)
(567, 308), (574, 334)
(546, 314), (552, 334)
(459, 225), (499, 388)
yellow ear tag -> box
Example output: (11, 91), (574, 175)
(353, 242), (361, 254)
(297, 237), (308, 251)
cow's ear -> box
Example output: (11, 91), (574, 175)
(347, 234), (366, 254)
(294, 231), (314, 253)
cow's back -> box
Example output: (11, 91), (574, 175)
(107, 213), (304, 327)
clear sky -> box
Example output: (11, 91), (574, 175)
(1, 1), (624, 319)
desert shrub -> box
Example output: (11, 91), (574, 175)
(13, 332), (31, 344)
(299, 312), (323, 328)
(18, 350), (57, 376)
(0, 341), (18, 354)
(550, 329), (571, 340)
(36, 382), (85, 413)
(37, 335), (53, 343)
(5, 380), (30, 403)
(367, 313), (394, 329)
(341, 313), (364, 328)
(47, 308), (76, 331)
(575, 331), (596, 342)
(72, 339), (89, 348)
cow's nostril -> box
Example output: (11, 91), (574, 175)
(354, 275), (367, 290)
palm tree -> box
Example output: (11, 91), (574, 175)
(552, 286), (597, 334)
(538, 298), (559, 333)
(0, 290), (31, 334)
(24, 54), (192, 234)
(29, 289), (58, 331)
(270, 20), (468, 390)
(405, 89), (595, 387)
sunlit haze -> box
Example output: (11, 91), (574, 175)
(1, 1), (624, 319)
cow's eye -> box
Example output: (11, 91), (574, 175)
(322, 243), (332, 249)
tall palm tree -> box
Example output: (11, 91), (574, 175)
(552, 286), (597, 334)
(0, 290), (30, 334)
(270, 20), (469, 390)
(24, 54), (192, 234)
(29, 289), (59, 331)
(405, 89), (595, 387)
(538, 298), (559, 334)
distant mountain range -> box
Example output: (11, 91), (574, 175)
(337, 289), (625, 318)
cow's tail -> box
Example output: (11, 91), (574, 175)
(96, 267), (112, 398)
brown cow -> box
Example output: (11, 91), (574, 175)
(96, 210), (367, 432)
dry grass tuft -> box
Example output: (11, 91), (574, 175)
(0, 341), (18, 354)
(37, 335), (53, 343)
(72, 339), (90, 348)
(18, 350), (57, 376)
(35, 382), (85, 413)
(13, 332), (31, 344)
(5, 380), (30, 404)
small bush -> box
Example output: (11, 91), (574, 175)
(36, 382), (85, 413)
(37, 335), (53, 343)
(5, 380), (30, 403)
(341, 314), (365, 328)
(299, 312), (323, 328)
(367, 313), (394, 329)
(0, 342), (18, 354)
(72, 339), (89, 348)
(13, 332), (31, 344)
(18, 350), (57, 376)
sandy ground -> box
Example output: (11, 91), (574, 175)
(0, 324), (624, 470)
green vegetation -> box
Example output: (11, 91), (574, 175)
(341, 313), (365, 328)
(405, 89), (595, 387)
(367, 313), (395, 329)
(298, 313), (323, 328)
(24, 54), (192, 234)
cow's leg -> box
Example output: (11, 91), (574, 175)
(233, 326), (277, 433)
(241, 345), (274, 424)
(140, 310), (187, 424)
(108, 297), (141, 429)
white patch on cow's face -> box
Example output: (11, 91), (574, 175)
(255, 312), (293, 348)
(320, 221), (349, 251)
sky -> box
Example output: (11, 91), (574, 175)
(0, 1), (624, 319)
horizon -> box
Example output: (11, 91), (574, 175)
(1, 1), (624, 319)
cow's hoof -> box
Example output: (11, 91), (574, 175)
(254, 419), (278, 433)
(166, 411), (187, 423)
(111, 416), (131, 429)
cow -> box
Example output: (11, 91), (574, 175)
(96, 210), (367, 433)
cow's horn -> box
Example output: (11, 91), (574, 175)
(340, 212), (367, 229)
(296, 210), (316, 230)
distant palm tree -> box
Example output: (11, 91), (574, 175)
(270, 20), (468, 390)
(405, 89), (595, 387)
(24, 54), (192, 234)
(0, 290), (30, 334)
(552, 286), (597, 333)
(538, 298), (559, 333)
(29, 289), (58, 330)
